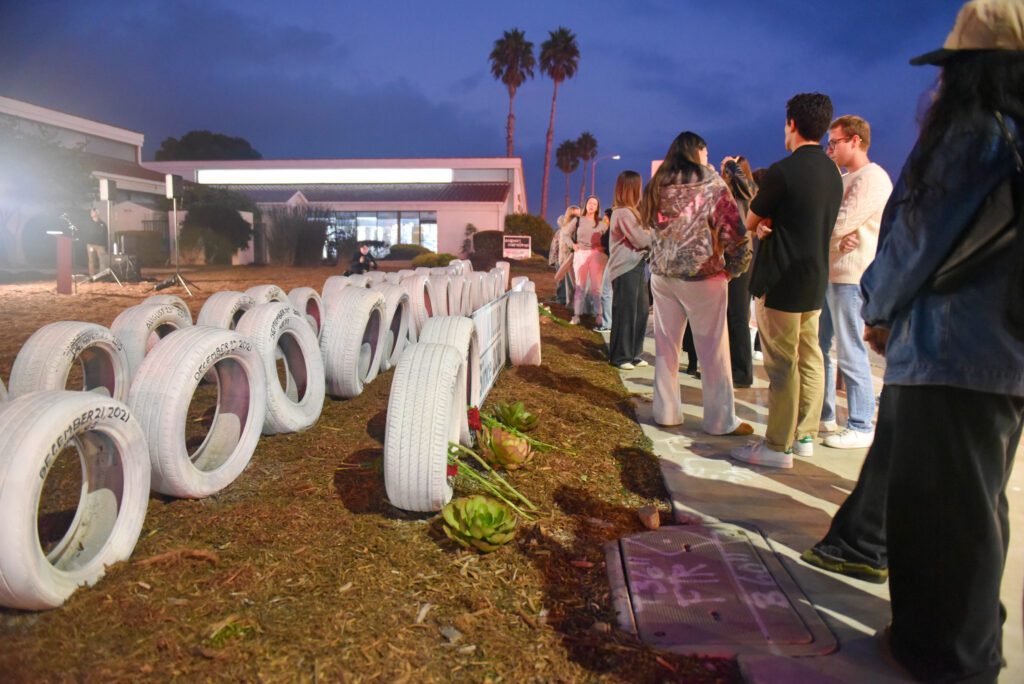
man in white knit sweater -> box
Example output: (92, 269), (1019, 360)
(818, 115), (893, 449)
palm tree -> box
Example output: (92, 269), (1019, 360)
(556, 139), (579, 210)
(576, 132), (597, 206)
(538, 27), (580, 220)
(489, 29), (535, 158)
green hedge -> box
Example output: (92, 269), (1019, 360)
(411, 252), (457, 268)
(470, 230), (503, 271)
(504, 213), (554, 256)
(385, 243), (432, 260)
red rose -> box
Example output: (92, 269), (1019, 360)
(467, 407), (482, 432)
(447, 463), (459, 478)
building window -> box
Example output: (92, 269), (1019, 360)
(339, 210), (438, 252)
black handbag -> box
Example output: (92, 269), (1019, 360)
(931, 113), (1023, 294)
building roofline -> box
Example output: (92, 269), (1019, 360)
(0, 95), (145, 147)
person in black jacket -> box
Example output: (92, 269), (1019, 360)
(347, 243), (378, 275)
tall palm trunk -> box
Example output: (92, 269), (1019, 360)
(539, 80), (560, 220)
(564, 172), (570, 210)
(579, 160), (587, 207)
(506, 89), (516, 157)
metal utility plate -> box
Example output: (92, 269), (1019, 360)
(605, 524), (837, 657)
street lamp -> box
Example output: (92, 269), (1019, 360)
(591, 154), (621, 197)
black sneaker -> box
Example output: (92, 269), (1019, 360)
(801, 546), (889, 584)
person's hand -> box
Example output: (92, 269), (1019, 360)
(839, 232), (860, 253)
(756, 220), (773, 240)
(864, 325), (890, 357)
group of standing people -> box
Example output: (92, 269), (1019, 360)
(549, 1), (1023, 679)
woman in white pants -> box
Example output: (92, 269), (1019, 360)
(643, 131), (753, 435)
(570, 196), (607, 325)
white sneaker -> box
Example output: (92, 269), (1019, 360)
(793, 436), (815, 457)
(820, 420), (839, 433)
(753, 351), (764, 361)
(569, 316), (580, 325)
(824, 428), (875, 450)
(731, 440), (793, 469)
(616, 362), (635, 370)
(633, 359), (649, 368)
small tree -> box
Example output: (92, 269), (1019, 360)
(180, 205), (253, 265)
(504, 214), (553, 257)
(156, 130), (262, 161)
(264, 206), (337, 266)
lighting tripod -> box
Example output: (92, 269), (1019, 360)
(150, 195), (199, 296)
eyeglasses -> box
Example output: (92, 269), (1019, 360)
(826, 136), (853, 150)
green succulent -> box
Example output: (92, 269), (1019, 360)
(480, 425), (533, 470)
(441, 495), (518, 552)
(493, 401), (539, 432)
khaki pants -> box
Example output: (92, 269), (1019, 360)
(755, 299), (824, 452)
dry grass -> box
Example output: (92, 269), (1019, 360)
(0, 261), (739, 683)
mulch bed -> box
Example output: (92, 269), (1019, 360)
(0, 261), (740, 683)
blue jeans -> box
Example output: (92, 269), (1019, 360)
(818, 283), (875, 432)
(600, 268), (613, 328)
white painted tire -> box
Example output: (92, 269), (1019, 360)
(366, 271), (388, 285)
(145, 294), (193, 325)
(322, 275), (353, 312)
(384, 343), (462, 512)
(236, 303), (325, 435)
(524, 280), (536, 293)
(396, 269), (415, 281)
(245, 284), (288, 304)
(447, 275), (465, 317)
(0, 391), (149, 610)
(0, 376), (6, 403)
(370, 284), (412, 371)
(418, 317), (480, 446)
(507, 291), (542, 366)
(320, 288), (387, 398)
(414, 267), (431, 276)
(495, 261), (511, 291)
(490, 267), (508, 297)
(197, 291), (256, 330)
(510, 276), (529, 291)
(384, 272), (403, 285)
(9, 322), (130, 402)
(401, 275), (434, 335)
(345, 274), (371, 289)
(287, 287), (324, 340)
(127, 326), (266, 498)
(427, 275), (450, 317)
(110, 303), (193, 381)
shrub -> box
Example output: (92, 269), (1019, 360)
(180, 205), (253, 265)
(264, 206), (334, 266)
(386, 243), (432, 260)
(504, 213), (554, 257)
(411, 252), (457, 268)
(470, 230), (503, 271)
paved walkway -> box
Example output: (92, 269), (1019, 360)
(607, 324), (1023, 683)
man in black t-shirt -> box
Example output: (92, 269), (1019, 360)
(731, 93), (843, 469)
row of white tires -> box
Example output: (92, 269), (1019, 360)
(0, 266), (533, 610)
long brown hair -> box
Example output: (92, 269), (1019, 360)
(612, 170), (642, 220)
(642, 131), (706, 226)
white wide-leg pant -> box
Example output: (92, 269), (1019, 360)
(651, 273), (740, 435)
(573, 249), (606, 318)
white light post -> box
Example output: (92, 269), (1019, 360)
(591, 154), (621, 197)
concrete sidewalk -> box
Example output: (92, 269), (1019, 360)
(605, 325), (1023, 683)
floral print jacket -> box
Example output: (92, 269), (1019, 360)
(649, 167), (751, 280)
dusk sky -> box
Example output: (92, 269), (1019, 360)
(0, 0), (963, 222)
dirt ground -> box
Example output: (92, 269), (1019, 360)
(0, 261), (740, 683)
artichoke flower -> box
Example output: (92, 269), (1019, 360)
(493, 401), (539, 432)
(442, 495), (518, 552)
(480, 425), (533, 470)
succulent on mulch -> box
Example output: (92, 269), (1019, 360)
(441, 495), (518, 553)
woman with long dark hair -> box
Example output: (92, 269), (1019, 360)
(801, 3), (1024, 679)
(643, 131), (752, 436)
(720, 155), (758, 387)
(570, 195), (607, 325)
(606, 170), (651, 368)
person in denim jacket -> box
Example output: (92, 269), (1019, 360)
(802, 2), (1024, 679)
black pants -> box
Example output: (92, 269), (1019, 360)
(727, 269), (753, 385)
(608, 262), (648, 366)
(821, 384), (1024, 683)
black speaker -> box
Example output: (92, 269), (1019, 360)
(99, 178), (117, 201)
(165, 174), (183, 199)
